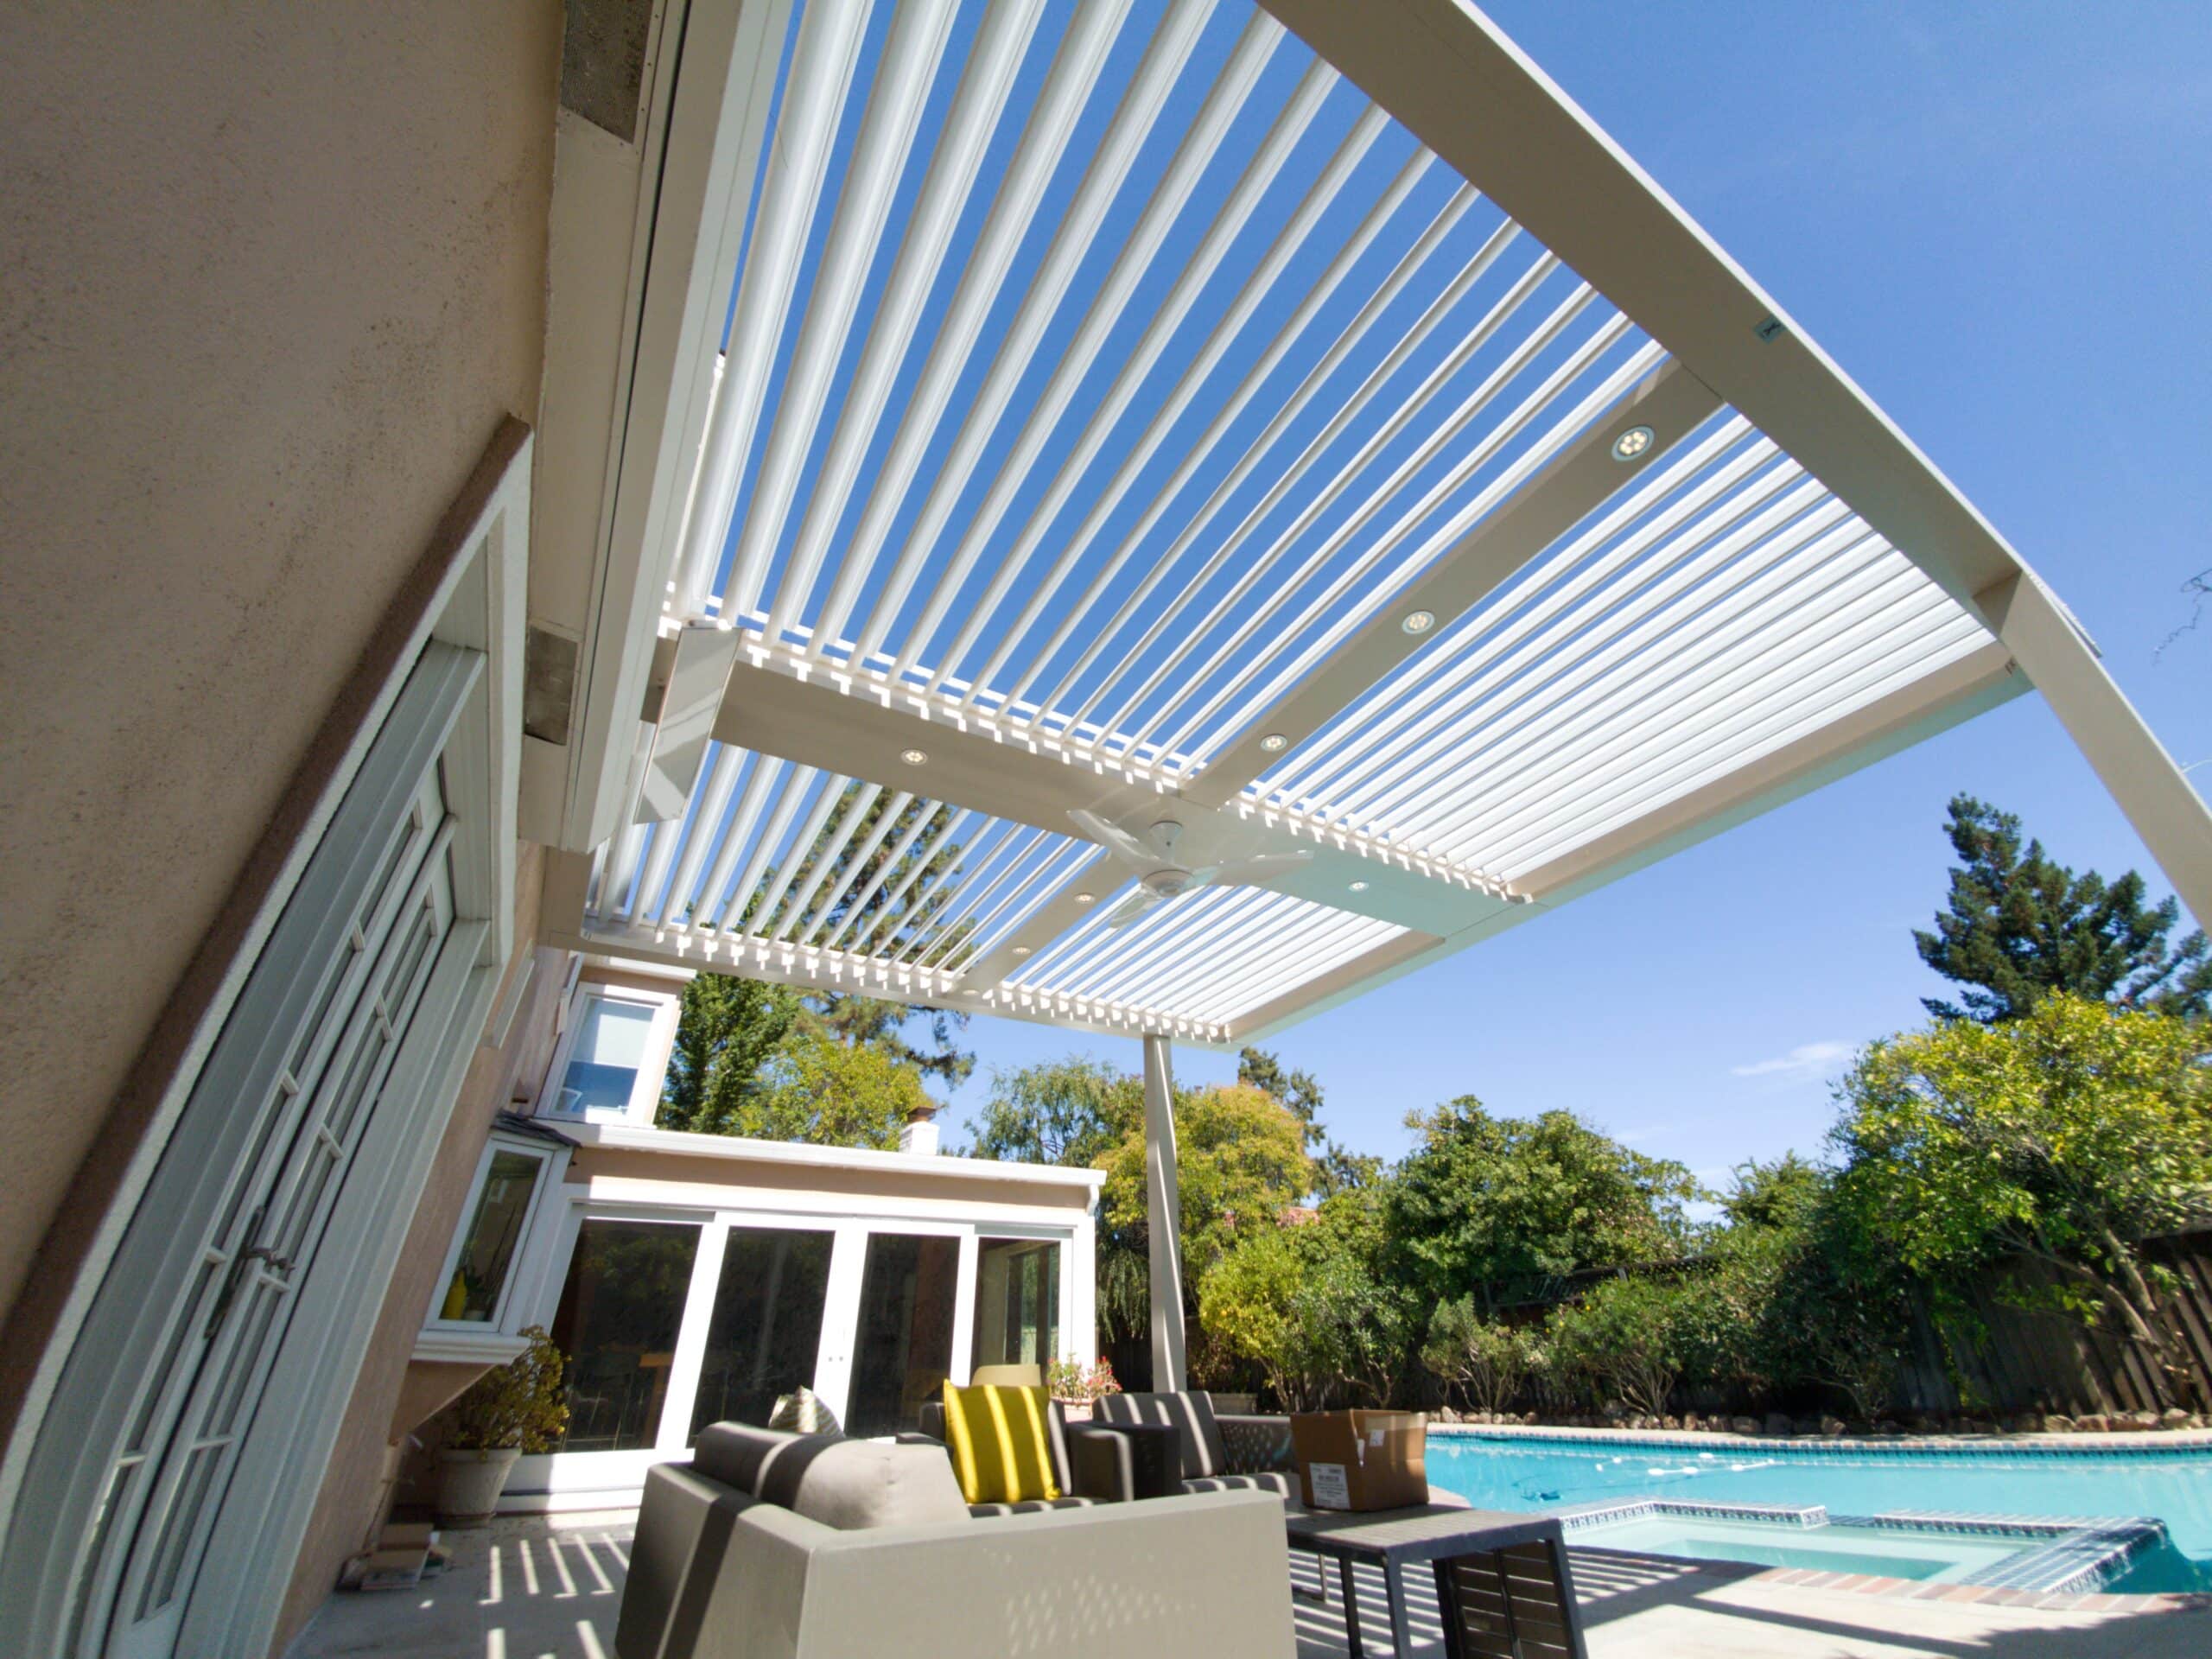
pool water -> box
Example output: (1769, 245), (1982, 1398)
(1570, 1514), (2023, 1582)
(1426, 1432), (2212, 1592)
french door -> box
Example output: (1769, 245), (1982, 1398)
(522, 1214), (1079, 1498)
(0, 645), (486, 1659)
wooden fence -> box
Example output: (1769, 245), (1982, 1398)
(1894, 1229), (2212, 1418)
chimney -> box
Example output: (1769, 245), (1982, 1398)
(898, 1101), (940, 1157)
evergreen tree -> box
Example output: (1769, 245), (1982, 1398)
(657, 973), (798, 1134)
(1914, 795), (2209, 1023)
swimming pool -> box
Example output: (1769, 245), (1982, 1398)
(1425, 1430), (2212, 1592)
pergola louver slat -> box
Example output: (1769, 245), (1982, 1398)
(542, 0), (2206, 1047)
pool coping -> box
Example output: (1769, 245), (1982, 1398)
(1431, 1421), (2212, 1456)
(1553, 1497), (2168, 1594)
(1568, 1542), (2212, 1617)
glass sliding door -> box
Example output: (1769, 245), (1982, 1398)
(686, 1225), (834, 1440)
(548, 1218), (700, 1452)
(972, 1237), (1061, 1371)
(844, 1232), (960, 1438)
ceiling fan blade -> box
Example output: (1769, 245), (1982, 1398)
(1103, 890), (1163, 929)
(1216, 849), (1316, 885)
(1068, 809), (1155, 865)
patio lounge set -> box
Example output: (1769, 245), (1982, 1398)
(615, 1385), (1586, 1659)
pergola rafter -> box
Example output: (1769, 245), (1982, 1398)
(538, 0), (2211, 1056)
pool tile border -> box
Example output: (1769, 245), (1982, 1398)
(1571, 1543), (2212, 1616)
(1555, 1497), (2171, 1594)
(1431, 1421), (2212, 1458)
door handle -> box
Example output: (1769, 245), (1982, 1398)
(205, 1224), (295, 1337)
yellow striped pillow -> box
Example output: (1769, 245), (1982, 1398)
(940, 1382), (1060, 1505)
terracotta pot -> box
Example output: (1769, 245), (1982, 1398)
(436, 1446), (522, 1526)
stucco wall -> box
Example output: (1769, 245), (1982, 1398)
(0, 3), (563, 1325)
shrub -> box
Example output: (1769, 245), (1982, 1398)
(1421, 1297), (1531, 1415)
(447, 1326), (569, 1452)
(1545, 1275), (1691, 1419)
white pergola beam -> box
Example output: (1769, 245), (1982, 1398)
(1976, 576), (2212, 926)
(1230, 640), (2026, 1042)
(1189, 358), (1723, 804)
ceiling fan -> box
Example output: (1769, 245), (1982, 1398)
(1069, 810), (1313, 929)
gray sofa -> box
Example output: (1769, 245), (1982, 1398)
(911, 1395), (1156, 1514)
(615, 1421), (1296, 1659)
(1094, 1389), (1303, 1506)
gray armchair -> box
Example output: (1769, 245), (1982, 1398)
(1095, 1390), (1302, 1506)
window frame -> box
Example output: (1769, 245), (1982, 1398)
(415, 1124), (573, 1363)
(537, 982), (681, 1128)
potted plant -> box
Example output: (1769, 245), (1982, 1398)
(436, 1325), (568, 1524)
(1046, 1357), (1121, 1421)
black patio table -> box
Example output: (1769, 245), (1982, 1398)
(1284, 1503), (1586, 1659)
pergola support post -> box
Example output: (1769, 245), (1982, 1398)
(1141, 1032), (1187, 1392)
(1979, 575), (2212, 928)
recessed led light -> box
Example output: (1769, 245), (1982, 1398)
(1400, 610), (1435, 636)
(1348, 880), (1370, 893)
(1013, 944), (1032, 957)
(899, 747), (928, 766)
(1073, 892), (1096, 905)
(1260, 733), (1288, 753)
(1611, 424), (1654, 462)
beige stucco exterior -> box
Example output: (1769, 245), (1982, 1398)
(0, 0), (563, 1332)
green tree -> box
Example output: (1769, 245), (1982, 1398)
(1237, 1046), (1325, 1142)
(1914, 795), (2210, 1022)
(964, 1056), (1140, 1167)
(1096, 1082), (1314, 1344)
(1199, 1189), (1407, 1409)
(715, 1027), (933, 1151)
(795, 993), (974, 1087)
(1832, 993), (2212, 1406)
(1384, 1098), (1702, 1313)
(657, 972), (798, 1134)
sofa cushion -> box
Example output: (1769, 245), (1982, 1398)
(1096, 1390), (1228, 1478)
(693, 1421), (800, 1495)
(941, 1383), (1061, 1504)
(756, 1436), (972, 1531)
(967, 1493), (1105, 1517)
(1184, 1469), (1301, 1506)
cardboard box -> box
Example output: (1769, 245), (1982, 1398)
(1289, 1410), (1429, 1511)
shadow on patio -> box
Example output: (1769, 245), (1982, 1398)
(287, 1514), (2209, 1659)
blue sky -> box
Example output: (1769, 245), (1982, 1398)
(933, 0), (2212, 1193)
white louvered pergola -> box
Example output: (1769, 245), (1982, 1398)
(536, 0), (2212, 1385)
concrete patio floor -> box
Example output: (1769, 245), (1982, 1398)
(287, 1512), (2211, 1659)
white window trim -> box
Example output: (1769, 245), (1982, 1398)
(537, 982), (681, 1128)
(415, 1126), (575, 1363)
(500, 1187), (1092, 1510)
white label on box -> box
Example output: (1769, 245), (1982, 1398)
(1307, 1462), (1351, 1510)
(1368, 1429), (1385, 1448)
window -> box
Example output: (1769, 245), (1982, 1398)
(548, 1218), (701, 1452)
(418, 1121), (573, 1359)
(440, 1150), (545, 1322)
(542, 983), (679, 1125)
(972, 1238), (1061, 1370)
(846, 1232), (959, 1438)
(686, 1226), (834, 1442)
